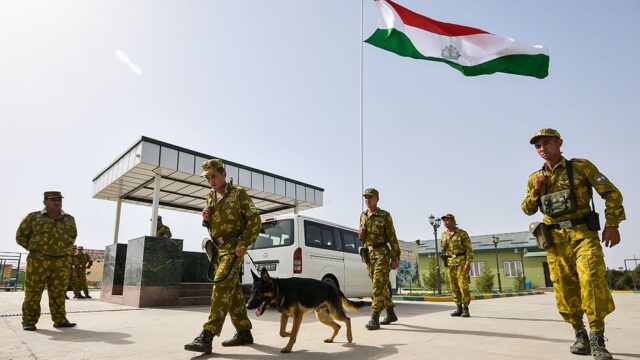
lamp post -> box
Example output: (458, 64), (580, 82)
(514, 248), (528, 280)
(428, 214), (442, 296)
(491, 235), (503, 293)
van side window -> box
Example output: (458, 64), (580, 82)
(305, 223), (323, 248)
(341, 231), (359, 254)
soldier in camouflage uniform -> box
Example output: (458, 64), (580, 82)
(155, 216), (172, 238)
(359, 188), (400, 330)
(76, 246), (93, 298)
(522, 128), (625, 360)
(16, 191), (77, 331)
(184, 159), (261, 354)
(65, 245), (80, 299)
(440, 214), (474, 317)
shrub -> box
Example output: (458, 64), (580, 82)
(476, 268), (495, 293)
(513, 275), (526, 292)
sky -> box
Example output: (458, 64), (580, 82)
(1, 0), (638, 270)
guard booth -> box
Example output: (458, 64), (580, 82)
(93, 136), (323, 307)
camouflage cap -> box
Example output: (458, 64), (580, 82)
(440, 213), (455, 220)
(200, 158), (225, 177)
(157, 215), (162, 221)
(77, 246), (83, 250)
(362, 188), (379, 197)
(529, 128), (561, 144)
(43, 191), (63, 199)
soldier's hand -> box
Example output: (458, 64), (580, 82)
(534, 175), (547, 191)
(463, 263), (470, 273)
(390, 260), (399, 270)
(202, 207), (211, 220)
(601, 227), (621, 248)
(358, 227), (366, 239)
(235, 247), (247, 257)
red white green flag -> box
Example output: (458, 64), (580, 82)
(366, 0), (549, 79)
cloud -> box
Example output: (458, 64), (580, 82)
(115, 49), (142, 76)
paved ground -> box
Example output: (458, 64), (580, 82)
(1, 291), (639, 360)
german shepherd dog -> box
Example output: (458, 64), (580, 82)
(246, 268), (367, 353)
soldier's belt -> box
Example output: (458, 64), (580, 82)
(367, 243), (389, 251)
(447, 252), (467, 258)
(547, 217), (587, 230)
(213, 231), (243, 246)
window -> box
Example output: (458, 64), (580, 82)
(469, 262), (484, 277)
(504, 261), (523, 277)
(250, 219), (294, 249)
(340, 230), (361, 254)
(304, 220), (342, 251)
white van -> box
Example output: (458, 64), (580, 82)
(241, 214), (397, 298)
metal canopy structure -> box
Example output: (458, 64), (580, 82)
(93, 136), (324, 242)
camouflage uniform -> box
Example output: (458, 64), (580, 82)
(201, 182), (260, 337)
(441, 227), (473, 306)
(156, 225), (172, 238)
(76, 252), (93, 296)
(359, 207), (400, 315)
(522, 145), (624, 336)
(68, 253), (80, 297)
(16, 207), (77, 327)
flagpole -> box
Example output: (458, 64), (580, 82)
(360, 0), (364, 211)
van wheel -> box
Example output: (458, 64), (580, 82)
(322, 277), (338, 290)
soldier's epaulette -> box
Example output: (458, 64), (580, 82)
(569, 158), (588, 164)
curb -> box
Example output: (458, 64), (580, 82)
(611, 290), (640, 294)
(393, 291), (545, 302)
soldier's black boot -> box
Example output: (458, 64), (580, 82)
(589, 332), (613, 360)
(184, 330), (214, 354)
(84, 292), (92, 299)
(73, 293), (81, 299)
(450, 304), (463, 317)
(570, 329), (591, 355)
(380, 308), (398, 325)
(461, 305), (470, 318)
(221, 330), (254, 347)
(365, 313), (381, 330)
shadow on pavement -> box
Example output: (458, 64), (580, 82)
(190, 342), (403, 359)
(471, 315), (565, 323)
(384, 323), (570, 343)
(613, 353), (640, 359)
(35, 328), (134, 345)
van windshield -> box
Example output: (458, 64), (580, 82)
(249, 219), (294, 249)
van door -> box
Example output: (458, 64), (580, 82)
(340, 229), (372, 297)
(302, 220), (344, 289)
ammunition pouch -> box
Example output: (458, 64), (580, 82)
(585, 211), (601, 231)
(440, 254), (449, 268)
(358, 247), (369, 264)
(201, 238), (218, 263)
(540, 189), (577, 217)
(530, 222), (552, 250)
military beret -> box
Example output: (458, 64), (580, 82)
(440, 213), (455, 220)
(44, 191), (63, 199)
(529, 128), (561, 144)
(200, 158), (225, 177)
(362, 188), (379, 197)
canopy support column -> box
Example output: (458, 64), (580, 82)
(150, 173), (161, 236)
(113, 198), (122, 244)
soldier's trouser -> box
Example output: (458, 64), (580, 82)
(77, 269), (89, 293)
(367, 247), (394, 314)
(68, 266), (80, 295)
(23, 253), (71, 326)
(547, 226), (614, 333)
(203, 254), (252, 336)
(448, 264), (470, 305)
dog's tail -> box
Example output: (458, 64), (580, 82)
(339, 290), (369, 312)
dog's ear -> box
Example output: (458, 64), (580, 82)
(251, 270), (260, 282)
(260, 267), (271, 282)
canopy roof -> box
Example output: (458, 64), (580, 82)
(92, 136), (323, 216)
